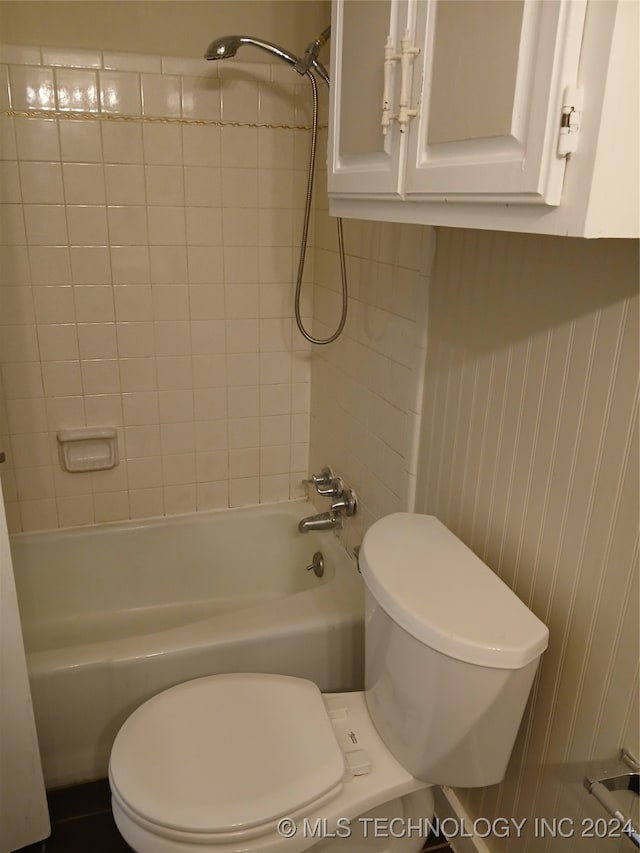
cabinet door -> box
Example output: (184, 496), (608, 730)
(328, 0), (411, 196)
(404, 0), (586, 205)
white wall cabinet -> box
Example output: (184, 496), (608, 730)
(328, 0), (639, 238)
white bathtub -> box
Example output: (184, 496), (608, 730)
(10, 500), (364, 789)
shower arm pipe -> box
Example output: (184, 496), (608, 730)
(205, 34), (330, 84)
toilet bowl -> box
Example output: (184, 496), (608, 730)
(110, 513), (549, 853)
(110, 675), (432, 853)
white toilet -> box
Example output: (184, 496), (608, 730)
(109, 513), (549, 853)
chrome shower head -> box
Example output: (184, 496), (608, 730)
(204, 35), (244, 61)
(204, 33), (330, 84)
(205, 35), (298, 68)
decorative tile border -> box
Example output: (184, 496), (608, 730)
(0, 42), (321, 126)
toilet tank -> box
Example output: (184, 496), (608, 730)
(359, 514), (549, 788)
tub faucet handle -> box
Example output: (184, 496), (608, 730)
(316, 477), (344, 498)
(330, 488), (357, 517)
(304, 466), (344, 496)
(304, 466), (335, 487)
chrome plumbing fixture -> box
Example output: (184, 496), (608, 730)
(584, 748), (640, 848)
(304, 466), (344, 498)
(298, 467), (357, 533)
(305, 551), (324, 578)
(298, 511), (342, 533)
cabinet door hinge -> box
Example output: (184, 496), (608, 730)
(558, 85), (584, 157)
(381, 30), (420, 137)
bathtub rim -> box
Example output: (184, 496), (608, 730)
(9, 497), (325, 545)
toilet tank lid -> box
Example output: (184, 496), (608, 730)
(359, 514), (549, 669)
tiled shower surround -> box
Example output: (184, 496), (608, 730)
(0, 44), (325, 531)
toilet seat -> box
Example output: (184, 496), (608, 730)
(110, 673), (345, 837)
(109, 674), (430, 853)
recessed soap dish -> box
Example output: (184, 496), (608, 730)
(57, 427), (118, 473)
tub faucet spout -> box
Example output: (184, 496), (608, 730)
(298, 511), (343, 533)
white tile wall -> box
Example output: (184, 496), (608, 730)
(308, 149), (436, 551)
(0, 44), (316, 531)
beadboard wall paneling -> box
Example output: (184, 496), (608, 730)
(418, 228), (639, 853)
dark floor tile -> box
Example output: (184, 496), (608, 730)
(16, 779), (132, 853)
(47, 778), (112, 823)
(422, 826), (454, 850)
(43, 811), (132, 852)
(15, 842), (46, 853)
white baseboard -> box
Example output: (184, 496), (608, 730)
(433, 787), (493, 853)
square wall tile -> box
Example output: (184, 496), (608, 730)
(2, 362), (44, 399)
(42, 47), (101, 68)
(37, 324), (79, 361)
(70, 246), (111, 285)
(19, 162), (64, 204)
(147, 206), (185, 245)
(66, 206), (109, 245)
(219, 75), (258, 124)
(110, 246), (150, 284)
(10, 65), (55, 110)
(0, 286), (35, 324)
(143, 123), (183, 165)
(5, 397), (47, 434)
(102, 122), (143, 163)
(163, 483), (196, 515)
(77, 323), (117, 359)
(24, 205), (68, 245)
(29, 247), (71, 286)
(99, 70), (142, 114)
(41, 360), (83, 396)
(130, 487), (163, 519)
(142, 73), (181, 117)
(80, 359), (120, 394)
(59, 120), (102, 162)
(107, 206), (148, 245)
(184, 166), (221, 207)
(154, 320), (191, 356)
(194, 388), (227, 421)
(104, 52), (161, 74)
(0, 204), (26, 245)
(229, 476), (259, 507)
(105, 164), (146, 205)
(182, 124), (220, 167)
(181, 75), (221, 121)
(145, 165), (184, 205)
(57, 494), (94, 527)
(186, 207), (223, 246)
(94, 490), (129, 522)
(62, 164), (106, 205)
(196, 480), (228, 511)
(221, 127), (258, 169)
(158, 389), (194, 423)
(196, 451), (228, 482)
(33, 286), (75, 323)
(74, 286), (115, 322)
(114, 284), (153, 322)
(127, 457), (163, 489)
(55, 68), (98, 112)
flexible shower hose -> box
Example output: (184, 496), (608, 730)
(295, 69), (348, 345)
